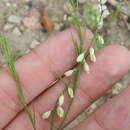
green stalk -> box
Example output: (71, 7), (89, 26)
(50, 78), (71, 130)
(0, 35), (36, 130)
(56, 64), (81, 130)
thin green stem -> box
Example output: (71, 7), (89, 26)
(56, 64), (81, 130)
(50, 78), (71, 130)
(0, 35), (36, 130)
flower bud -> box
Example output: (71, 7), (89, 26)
(42, 110), (51, 119)
(83, 61), (90, 73)
(64, 69), (74, 76)
(89, 48), (96, 62)
(57, 107), (64, 118)
(76, 52), (85, 63)
(68, 87), (74, 98)
(58, 94), (64, 106)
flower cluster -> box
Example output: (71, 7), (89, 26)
(42, 94), (65, 119)
(97, 0), (110, 29)
(64, 47), (96, 77)
(42, 46), (96, 120)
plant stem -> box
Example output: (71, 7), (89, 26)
(56, 64), (81, 130)
(0, 35), (36, 130)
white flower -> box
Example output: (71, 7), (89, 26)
(64, 69), (74, 76)
(91, 54), (96, 62)
(57, 107), (64, 118)
(58, 94), (64, 106)
(98, 4), (102, 13)
(83, 60), (90, 73)
(98, 35), (104, 44)
(89, 47), (95, 55)
(98, 0), (107, 4)
(42, 110), (51, 119)
(98, 4), (107, 12)
(102, 9), (110, 18)
(89, 48), (96, 62)
(76, 52), (85, 63)
(68, 87), (74, 98)
(102, 5), (107, 10)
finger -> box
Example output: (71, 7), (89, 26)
(73, 86), (130, 130)
(5, 45), (130, 130)
(0, 28), (92, 129)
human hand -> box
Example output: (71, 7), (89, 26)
(0, 28), (130, 130)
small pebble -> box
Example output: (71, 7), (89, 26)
(12, 27), (22, 36)
(90, 103), (97, 110)
(25, 1), (33, 8)
(19, 25), (26, 32)
(8, 15), (21, 24)
(54, 23), (61, 30)
(4, 24), (14, 31)
(30, 40), (40, 49)
(6, 2), (11, 7)
(112, 89), (119, 95)
(22, 15), (40, 29)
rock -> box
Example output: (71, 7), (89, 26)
(19, 24), (26, 32)
(22, 16), (40, 29)
(22, 9), (40, 29)
(6, 2), (11, 7)
(25, 1), (33, 8)
(54, 23), (61, 30)
(8, 15), (21, 24)
(12, 27), (22, 36)
(30, 40), (40, 49)
(3, 24), (14, 31)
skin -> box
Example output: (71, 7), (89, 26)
(0, 28), (130, 130)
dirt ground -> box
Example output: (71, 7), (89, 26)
(0, 0), (130, 129)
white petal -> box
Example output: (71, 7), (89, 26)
(90, 54), (96, 62)
(57, 107), (64, 118)
(64, 69), (74, 76)
(42, 110), (51, 119)
(89, 47), (95, 55)
(68, 88), (74, 98)
(76, 52), (85, 63)
(58, 94), (64, 106)
(98, 0), (107, 4)
(102, 5), (107, 11)
(83, 61), (90, 73)
(102, 9), (110, 18)
(98, 4), (102, 13)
